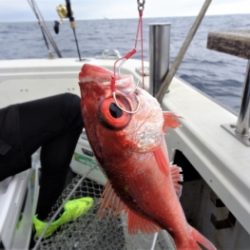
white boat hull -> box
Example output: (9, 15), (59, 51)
(0, 58), (249, 249)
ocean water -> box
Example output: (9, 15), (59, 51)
(0, 14), (249, 113)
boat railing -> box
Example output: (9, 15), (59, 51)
(235, 61), (250, 141)
(208, 30), (250, 146)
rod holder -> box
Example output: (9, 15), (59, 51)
(149, 23), (170, 96)
(236, 61), (250, 137)
(222, 61), (250, 146)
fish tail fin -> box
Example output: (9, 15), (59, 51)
(190, 226), (217, 250)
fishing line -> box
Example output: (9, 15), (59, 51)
(150, 233), (159, 250)
(117, 60), (141, 91)
(111, 0), (146, 114)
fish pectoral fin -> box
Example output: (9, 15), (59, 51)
(128, 209), (161, 234)
(153, 147), (169, 175)
(163, 111), (181, 132)
(97, 181), (127, 218)
(171, 164), (183, 198)
(153, 147), (183, 198)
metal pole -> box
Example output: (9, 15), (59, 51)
(66, 0), (82, 61)
(235, 60), (250, 136)
(156, 0), (212, 103)
(72, 26), (82, 61)
(149, 23), (171, 96)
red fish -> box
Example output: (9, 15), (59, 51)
(79, 64), (216, 250)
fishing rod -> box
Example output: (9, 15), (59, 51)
(27, 0), (62, 58)
(65, 0), (82, 61)
(56, 0), (82, 61)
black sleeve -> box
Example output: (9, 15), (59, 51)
(0, 105), (28, 181)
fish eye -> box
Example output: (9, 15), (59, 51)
(109, 103), (123, 118)
(99, 95), (131, 130)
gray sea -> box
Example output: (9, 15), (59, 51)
(0, 14), (249, 113)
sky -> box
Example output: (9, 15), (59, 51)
(0, 0), (249, 22)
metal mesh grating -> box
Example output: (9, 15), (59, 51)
(33, 174), (175, 250)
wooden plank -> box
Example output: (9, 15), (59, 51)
(207, 31), (250, 59)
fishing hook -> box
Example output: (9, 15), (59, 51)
(112, 90), (141, 114)
(117, 59), (141, 90)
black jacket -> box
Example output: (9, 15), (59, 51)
(0, 105), (28, 181)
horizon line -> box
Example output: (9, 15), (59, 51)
(0, 12), (249, 23)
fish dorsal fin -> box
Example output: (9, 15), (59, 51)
(98, 181), (127, 218)
(163, 111), (181, 132)
(128, 209), (161, 234)
(170, 165), (183, 198)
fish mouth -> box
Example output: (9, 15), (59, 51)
(103, 75), (136, 94)
(79, 64), (137, 95)
(79, 64), (113, 84)
(80, 74), (135, 90)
